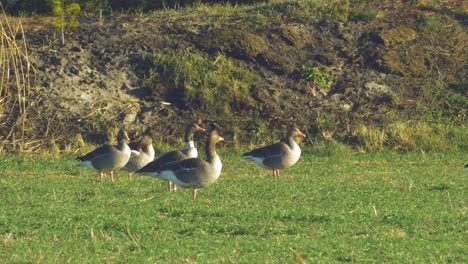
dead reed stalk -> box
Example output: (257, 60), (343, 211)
(0, 2), (36, 152)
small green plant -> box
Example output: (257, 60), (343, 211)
(352, 8), (379, 21)
(247, 13), (268, 26)
(250, 120), (267, 137)
(302, 66), (333, 88)
(330, 0), (350, 22)
(50, 0), (81, 44)
(416, 15), (440, 33)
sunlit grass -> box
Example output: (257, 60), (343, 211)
(0, 150), (466, 263)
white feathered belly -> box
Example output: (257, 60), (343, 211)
(243, 156), (271, 169)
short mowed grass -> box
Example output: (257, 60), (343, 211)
(0, 149), (466, 263)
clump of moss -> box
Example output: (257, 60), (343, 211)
(145, 51), (258, 113)
(201, 29), (267, 60)
(378, 27), (417, 46)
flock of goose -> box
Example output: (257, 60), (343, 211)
(77, 123), (306, 199)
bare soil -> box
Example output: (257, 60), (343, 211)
(2, 1), (467, 151)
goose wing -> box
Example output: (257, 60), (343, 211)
(77, 144), (116, 162)
(155, 150), (187, 165)
(243, 142), (287, 158)
(159, 158), (207, 186)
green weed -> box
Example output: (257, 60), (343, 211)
(50, 0), (81, 44)
(247, 12), (268, 26)
(302, 66), (333, 88)
(330, 0), (350, 22)
(352, 8), (379, 21)
(416, 15), (441, 33)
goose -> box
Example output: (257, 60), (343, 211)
(123, 135), (155, 180)
(137, 123), (205, 192)
(77, 129), (131, 183)
(137, 130), (224, 199)
(242, 126), (305, 177)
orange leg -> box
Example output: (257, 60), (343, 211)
(109, 171), (115, 182)
(192, 189), (198, 200)
(272, 169), (280, 177)
(99, 172), (104, 183)
(128, 172), (133, 181)
(168, 181), (178, 192)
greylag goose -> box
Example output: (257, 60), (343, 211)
(123, 135), (155, 180)
(242, 126), (305, 177)
(137, 123), (205, 192)
(137, 130), (224, 199)
(77, 129), (131, 183)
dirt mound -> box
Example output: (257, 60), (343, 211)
(1, 1), (466, 152)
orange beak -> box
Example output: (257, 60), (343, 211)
(298, 131), (306, 138)
(197, 125), (206, 132)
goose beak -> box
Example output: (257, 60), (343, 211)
(297, 131), (306, 138)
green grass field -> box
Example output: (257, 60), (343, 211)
(0, 148), (466, 263)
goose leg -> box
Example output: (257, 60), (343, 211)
(192, 189), (198, 200)
(272, 169), (280, 177)
(128, 172), (133, 181)
(99, 172), (104, 183)
(109, 171), (115, 182)
(168, 181), (178, 192)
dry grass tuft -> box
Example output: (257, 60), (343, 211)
(0, 2), (36, 152)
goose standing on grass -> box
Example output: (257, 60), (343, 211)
(137, 122), (205, 192)
(123, 135), (155, 180)
(137, 130), (224, 199)
(242, 126), (305, 177)
(77, 129), (131, 183)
